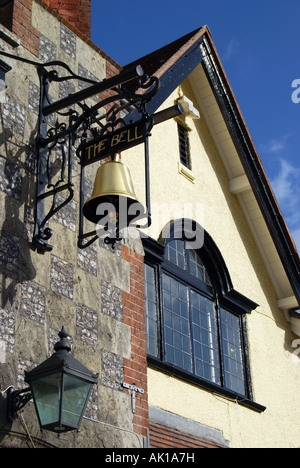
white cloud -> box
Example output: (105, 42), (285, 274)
(270, 159), (300, 252)
(222, 38), (239, 61)
(291, 228), (300, 254)
(260, 135), (291, 155)
(270, 159), (300, 208)
(260, 134), (300, 253)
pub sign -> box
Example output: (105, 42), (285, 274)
(81, 119), (148, 166)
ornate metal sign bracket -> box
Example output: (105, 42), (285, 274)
(28, 57), (159, 253)
(33, 66), (78, 253)
(0, 51), (183, 254)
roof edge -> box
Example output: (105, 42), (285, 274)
(123, 26), (208, 120)
(124, 25), (211, 72)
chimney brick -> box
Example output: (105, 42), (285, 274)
(43, 0), (91, 38)
(0, 0), (39, 56)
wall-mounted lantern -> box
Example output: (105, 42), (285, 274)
(6, 327), (98, 434)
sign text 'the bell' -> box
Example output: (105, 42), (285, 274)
(81, 119), (147, 166)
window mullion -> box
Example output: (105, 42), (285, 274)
(187, 286), (195, 375)
(215, 297), (225, 389)
(157, 266), (165, 362)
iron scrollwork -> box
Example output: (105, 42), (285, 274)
(32, 62), (99, 253)
(0, 50), (159, 253)
(34, 60), (159, 253)
(6, 387), (32, 423)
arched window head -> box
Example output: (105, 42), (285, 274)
(165, 239), (212, 288)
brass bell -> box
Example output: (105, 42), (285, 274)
(83, 160), (145, 231)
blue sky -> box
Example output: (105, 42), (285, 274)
(91, 0), (300, 253)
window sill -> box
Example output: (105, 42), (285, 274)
(147, 356), (266, 414)
(0, 24), (21, 48)
(178, 162), (195, 183)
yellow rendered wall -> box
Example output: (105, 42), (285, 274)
(122, 82), (300, 448)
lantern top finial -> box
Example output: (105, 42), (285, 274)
(54, 326), (71, 353)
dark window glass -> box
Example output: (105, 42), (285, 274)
(165, 239), (186, 270)
(145, 264), (159, 358)
(220, 308), (246, 395)
(187, 248), (212, 286)
(178, 123), (191, 169)
(190, 291), (220, 384)
(166, 239), (212, 286)
(162, 274), (191, 372)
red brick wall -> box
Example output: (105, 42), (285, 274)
(122, 245), (149, 438)
(0, 1), (120, 73)
(149, 423), (225, 448)
(43, 0), (91, 38)
(1, 0), (39, 56)
(102, 60), (120, 112)
(0, 0), (92, 55)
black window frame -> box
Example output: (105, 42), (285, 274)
(143, 229), (266, 413)
(178, 122), (191, 169)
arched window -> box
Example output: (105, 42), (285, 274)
(144, 222), (264, 410)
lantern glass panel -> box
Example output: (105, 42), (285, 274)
(31, 373), (61, 427)
(61, 374), (92, 428)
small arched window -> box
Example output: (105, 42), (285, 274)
(144, 223), (263, 409)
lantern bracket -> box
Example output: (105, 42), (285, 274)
(6, 386), (32, 423)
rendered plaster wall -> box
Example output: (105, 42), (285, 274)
(0, 1), (147, 449)
(122, 82), (300, 448)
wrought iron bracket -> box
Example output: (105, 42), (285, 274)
(0, 51), (183, 253)
(30, 58), (160, 253)
(32, 67), (76, 253)
(6, 386), (32, 423)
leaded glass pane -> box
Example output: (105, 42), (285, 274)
(144, 264), (159, 357)
(187, 248), (212, 286)
(162, 274), (192, 372)
(145, 236), (249, 398)
(220, 308), (246, 396)
(165, 239), (186, 269)
(191, 291), (220, 384)
(165, 240), (212, 287)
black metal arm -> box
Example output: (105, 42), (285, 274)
(6, 387), (32, 423)
(0, 51), (183, 253)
